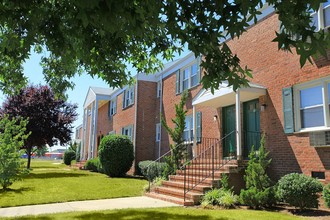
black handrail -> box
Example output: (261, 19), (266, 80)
(182, 130), (236, 202)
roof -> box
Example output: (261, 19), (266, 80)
(83, 86), (115, 109)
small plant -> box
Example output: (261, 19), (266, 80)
(138, 160), (167, 181)
(239, 135), (277, 209)
(201, 188), (238, 209)
(277, 173), (323, 210)
(323, 184), (330, 208)
(143, 176), (166, 192)
(221, 173), (230, 190)
(98, 135), (134, 177)
(63, 150), (76, 165)
(84, 158), (100, 172)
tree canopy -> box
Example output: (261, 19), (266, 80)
(0, 85), (77, 168)
(0, 0), (329, 96)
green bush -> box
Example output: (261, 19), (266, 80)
(239, 135), (277, 209)
(138, 160), (167, 181)
(98, 135), (134, 177)
(143, 176), (166, 192)
(277, 173), (323, 210)
(323, 184), (330, 208)
(63, 150), (76, 165)
(84, 158), (100, 172)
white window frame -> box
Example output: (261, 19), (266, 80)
(157, 81), (161, 98)
(294, 76), (330, 132)
(156, 123), (161, 142)
(121, 125), (133, 141)
(310, 2), (330, 31)
(178, 60), (200, 93)
(109, 97), (117, 117)
(123, 86), (134, 108)
(183, 115), (194, 141)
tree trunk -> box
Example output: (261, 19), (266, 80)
(26, 147), (32, 169)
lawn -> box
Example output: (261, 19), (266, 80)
(0, 159), (146, 207)
(4, 207), (304, 220)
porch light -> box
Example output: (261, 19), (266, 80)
(261, 104), (267, 112)
(213, 115), (218, 121)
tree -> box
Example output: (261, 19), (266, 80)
(0, 115), (30, 190)
(161, 90), (188, 175)
(0, 85), (77, 169)
(0, 1), (328, 96)
(239, 135), (277, 209)
(35, 145), (48, 158)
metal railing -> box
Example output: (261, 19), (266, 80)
(182, 130), (236, 201)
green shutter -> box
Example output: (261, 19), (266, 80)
(108, 101), (111, 118)
(175, 70), (180, 94)
(196, 111), (202, 143)
(282, 87), (294, 134)
(131, 86), (135, 105)
(122, 90), (125, 108)
(197, 56), (201, 85)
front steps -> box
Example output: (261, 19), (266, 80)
(146, 159), (244, 206)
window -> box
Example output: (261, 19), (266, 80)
(122, 86), (134, 108)
(310, 1), (330, 31)
(157, 81), (161, 98)
(293, 77), (330, 132)
(156, 123), (161, 142)
(184, 115), (193, 141)
(109, 97), (117, 117)
(121, 125), (133, 141)
(176, 60), (201, 94)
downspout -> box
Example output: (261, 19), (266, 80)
(158, 81), (162, 159)
(134, 79), (138, 163)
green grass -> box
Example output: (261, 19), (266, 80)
(0, 159), (146, 207)
(4, 207), (304, 220)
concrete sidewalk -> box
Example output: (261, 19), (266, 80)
(0, 196), (180, 218)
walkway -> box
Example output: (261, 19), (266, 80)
(0, 196), (180, 218)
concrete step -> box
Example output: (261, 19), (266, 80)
(146, 192), (194, 206)
(169, 175), (221, 187)
(161, 180), (212, 193)
(154, 186), (203, 204)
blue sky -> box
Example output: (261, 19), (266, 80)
(0, 49), (190, 140)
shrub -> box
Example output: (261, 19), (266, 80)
(201, 188), (238, 208)
(138, 160), (167, 181)
(143, 176), (166, 192)
(239, 135), (277, 209)
(323, 184), (330, 208)
(84, 158), (100, 172)
(98, 135), (134, 177)
(277, 173), (323, 210)
(63, 150), (76, 165)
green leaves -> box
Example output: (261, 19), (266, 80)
(0, 1), (329, 96)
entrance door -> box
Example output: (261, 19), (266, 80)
(243, 99), (261, 158)
(222, 105), (236, 158)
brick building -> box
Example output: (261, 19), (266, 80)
(79, 3), (330, 188)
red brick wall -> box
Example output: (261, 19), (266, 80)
(96, 102), (112, 156)
(161, 70), (220, 154)
(227, 12), (330, 182)
(135, 80), (158, 165)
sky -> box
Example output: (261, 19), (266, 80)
(0, 49), (190, 143)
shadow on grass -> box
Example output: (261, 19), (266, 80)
(74, 209), (222, 220)
(0, 187), (33, 195)
(289, 209), (330, 218)
(26, 172), (88, 179)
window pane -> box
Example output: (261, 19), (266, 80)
(324, 5), (330, 27)
(301, 106), (324, 128)
(183, 68), (189, 80)
(300, 85), (323, 108)
(183, 79), (189, 90)
(191, 75), (198, 87)
(311, 12), (319, 30)
(191, 63), (198, 76)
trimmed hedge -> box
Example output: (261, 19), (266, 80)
(277, 173), (323, 210)
(138, 160), (167, 181)
(63, 150), (75, 165)
(98, 135), (134, 177)
(84, 158), (100, 172)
